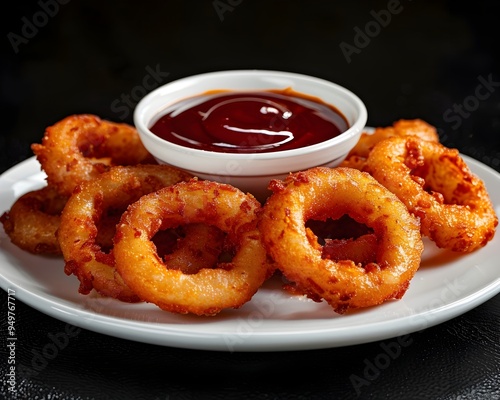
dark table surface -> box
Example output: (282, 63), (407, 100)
(1, 1), (499, 399)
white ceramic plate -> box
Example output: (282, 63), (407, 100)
(0, 156), (499, 352)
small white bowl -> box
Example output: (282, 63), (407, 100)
(134, 70), (367, 201)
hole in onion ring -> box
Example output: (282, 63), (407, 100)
(305, 215), (377, 265)
(305, 215), (373, 244)
(150, 223), (233, 275)
(95, 209), (124, 253)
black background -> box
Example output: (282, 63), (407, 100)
(1, 1), (499, 399)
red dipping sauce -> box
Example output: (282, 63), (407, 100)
(149, 88), (349, 154)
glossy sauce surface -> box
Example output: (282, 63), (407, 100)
(149, 89), (349, 153)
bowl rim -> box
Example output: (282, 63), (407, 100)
(134, 69), (367, 161)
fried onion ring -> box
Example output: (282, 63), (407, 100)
(258, 167), (423, 314)
(365, 136), (498, 252)
(32, 114), (155, 196)
(1, 186), (68, 255)
(341, 119), (439, 170)
(113, 179), (272, 316)
(58, 164), (193, 302)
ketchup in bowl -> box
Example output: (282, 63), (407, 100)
(149, 88), (349, 154)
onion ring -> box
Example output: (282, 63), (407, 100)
(365, 136), (498, 252)
(58, 164), (193, 302)
(1, 186), (68, 255)
(113, 179), (273, 316)
(32, 114), (155, 196)
(258, 167), (423, 314)
(341, 119), (439, 170)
